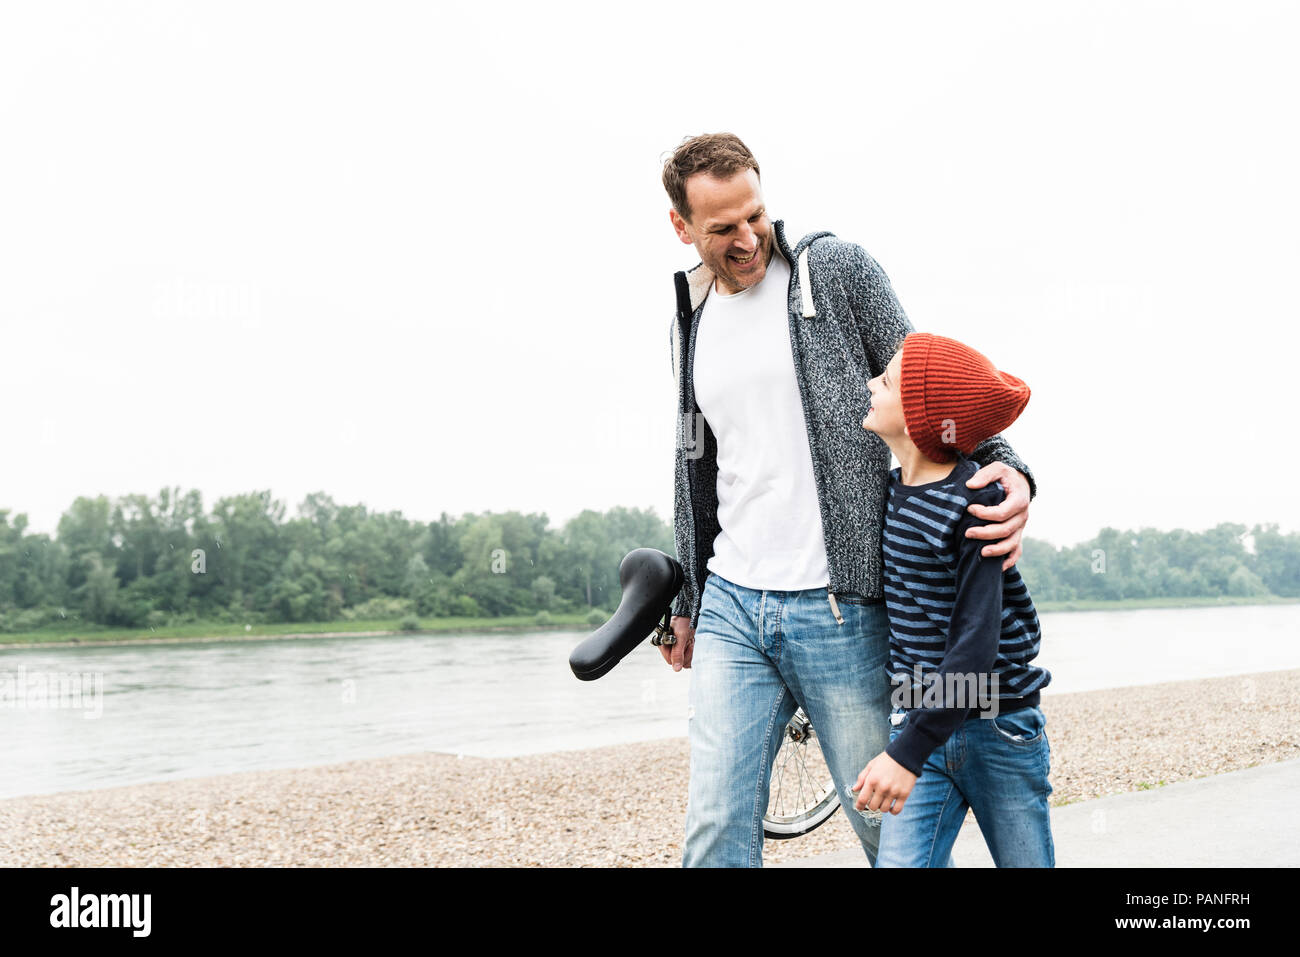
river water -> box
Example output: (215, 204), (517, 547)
(0, 604), (1296, 800)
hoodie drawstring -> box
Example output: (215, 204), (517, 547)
(798, 247), (816, 319)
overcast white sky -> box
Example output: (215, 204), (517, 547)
(1, 0), (1297, 547)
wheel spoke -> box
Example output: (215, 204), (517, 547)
(772, 740), (791, 813)
(765, 718), (839, 834)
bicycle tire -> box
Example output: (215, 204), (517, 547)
(763, 708), (841, 839)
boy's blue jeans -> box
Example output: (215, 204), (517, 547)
(876, 704), (1055, 867)
(683, 570), (899, 867)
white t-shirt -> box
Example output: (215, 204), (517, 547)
(692, 249), (830, 591)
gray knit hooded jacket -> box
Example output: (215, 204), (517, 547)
(668, 219), (1036, 630)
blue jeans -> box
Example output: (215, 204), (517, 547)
(875, 704), (1055, 867)
(683, 570), (896, 867)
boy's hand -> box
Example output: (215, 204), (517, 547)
(965, 463), (1031, 570)
(851, 752), (917, 814)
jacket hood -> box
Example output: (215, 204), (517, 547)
(677, 219), (836, 314)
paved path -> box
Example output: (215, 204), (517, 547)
(773, 758), (1300, 867)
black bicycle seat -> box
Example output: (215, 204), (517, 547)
(568, 547), (684, 681)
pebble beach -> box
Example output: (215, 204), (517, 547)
(2, 668), (1296, 867)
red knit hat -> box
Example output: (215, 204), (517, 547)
(899, 333), (1031, 462)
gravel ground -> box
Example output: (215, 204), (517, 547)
(2, 668), (1296, 867)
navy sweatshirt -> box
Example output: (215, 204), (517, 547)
(882, 454), (1051, 777)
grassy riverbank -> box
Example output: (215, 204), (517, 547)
(0, 612), (598, 648)
(2, 595), (1296, 649)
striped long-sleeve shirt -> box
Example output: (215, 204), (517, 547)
(882, 454), (1051, 777)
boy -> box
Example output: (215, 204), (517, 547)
(850, 332), (1054, 867)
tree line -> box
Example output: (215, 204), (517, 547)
(1020, 524), (1298, 601)
(0, 488), (1296, 633)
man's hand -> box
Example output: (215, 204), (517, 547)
(660, 615), (695, 672)
(965, 462), (1031, 571)
(851, 751), (916, 815)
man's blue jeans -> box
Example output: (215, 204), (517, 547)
(875, 704), (1055, 867)
(682, 570), (895, 867)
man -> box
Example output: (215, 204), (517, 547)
(660, 133), (1036, 867)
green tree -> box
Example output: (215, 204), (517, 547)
(76, 552), (120, 624)
(531, 574), (556, 610)
(1252, 524), (1300, 597)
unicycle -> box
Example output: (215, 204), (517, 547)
(569, 547), (841, 839)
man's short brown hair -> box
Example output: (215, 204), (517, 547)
(662, 133), (761, 222)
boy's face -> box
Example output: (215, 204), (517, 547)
(863, 348), (907, 439)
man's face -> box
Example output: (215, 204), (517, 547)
(669, 168), (773, 295)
